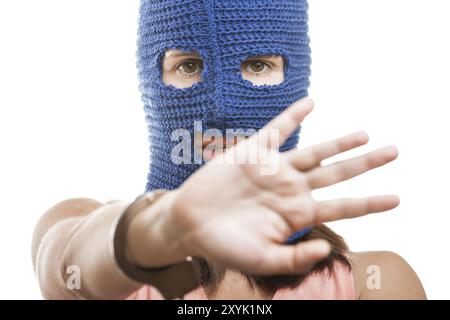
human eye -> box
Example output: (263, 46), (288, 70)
(175, 59), (204, 78)
(241, 59), (274, 77)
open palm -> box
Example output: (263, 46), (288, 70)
(169, 98), (399, 276)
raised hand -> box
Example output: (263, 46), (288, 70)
(164, 98), (399, 276)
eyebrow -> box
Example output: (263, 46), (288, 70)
(244, 55), (282, 60)
(164, 50), (201, 59)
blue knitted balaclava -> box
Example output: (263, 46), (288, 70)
(138, 0), (312, 243)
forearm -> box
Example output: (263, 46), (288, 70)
(37, 192), (188, 300)
(59, 201), (140, 299)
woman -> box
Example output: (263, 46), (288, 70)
(32, 0), (426, 300)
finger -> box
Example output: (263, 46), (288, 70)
(287, 131), (370, 171)
(314, 195), (400, 223)
(254, 97), (314, 149)
(307, 145), (399, 189)
(252, 239), (331, 275)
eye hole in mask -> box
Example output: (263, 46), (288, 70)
(240, 55), (285, 87)
(162, 49), (205, 89)
(162, 49), (286, 89)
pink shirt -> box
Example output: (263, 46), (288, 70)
(126, 261), (356, 300)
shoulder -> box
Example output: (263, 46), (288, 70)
(348, 251), (426, 300)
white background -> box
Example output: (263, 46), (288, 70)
(0, 0), (448, 299)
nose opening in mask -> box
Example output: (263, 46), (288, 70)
(161, 48), (205, 89)
(239, 55), (286, 87)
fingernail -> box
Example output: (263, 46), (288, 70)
(385, 145), (399, 159)
(315, 240), (331, 255)
(355, 131), (369, 142)
(389, 195), (401, 206)
(302, 97), (314, 108)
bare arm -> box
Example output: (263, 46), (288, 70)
(32, 193), (188, 300)
(350, 251), (427, 300)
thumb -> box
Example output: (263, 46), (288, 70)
(252, 239), (331, 276)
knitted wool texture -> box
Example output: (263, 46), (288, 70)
(138, 0), (312, 243)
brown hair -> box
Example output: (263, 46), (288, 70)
(191, 224), (351, 295)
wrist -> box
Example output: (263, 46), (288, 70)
(112, 191), (200, 299)
(126, 190), (191, 268)
(158, 189), (199, 258)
